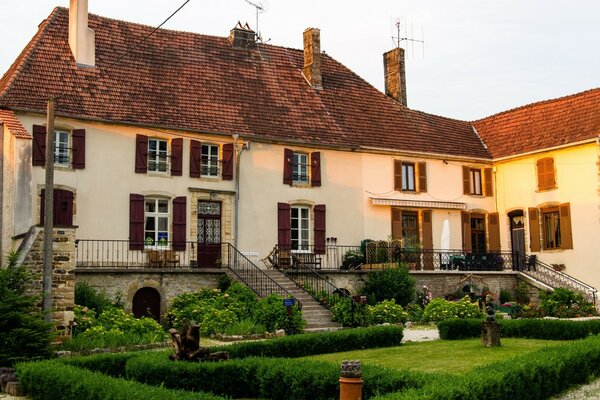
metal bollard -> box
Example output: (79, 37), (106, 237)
(340, 360), (362, 400)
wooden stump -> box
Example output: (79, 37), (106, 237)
(169, 319), (229, 362)
(481, 321), (501, 347)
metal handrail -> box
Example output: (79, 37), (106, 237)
(224, 243), (302, 310)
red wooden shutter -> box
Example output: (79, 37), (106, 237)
(172, 196), (187, 251)
(170, 138), (183, 176)
(418, 162), (427, 193)
(484, 168), (493, 197)
(462, 166), (471, 195)
(394, 160), (402, 191)
(311, 152), (321, 187)
(391, 208), (402, 240)
(488, 212), (501, 252)
(71, 129), (86, 169)
(135, 134), (148, 173)
(190, 140), (202, 178)
(461, 212), (472, 252)
(40, 189), (73, 226)
(528, 207), (541, 252)
(314, 204), (326, 254)
(32, 125), (46, 166)
(129, 194), (145, 250)
(283, 148), (293, 185)
(222, 143), (234, 180)
(559, 202), (573, 249)
(277, 203), (291, 248)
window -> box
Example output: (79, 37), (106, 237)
(402, 163), (415, 191)
(470, 169), (482, 195)
(394, 160), (427, 192)
(148, 138), (168, 172)
(291, 206), (310, 251)
(145, 198), (169, 246)
(293, 153), (309, 183)
(537, 157), (556, 191)
(54, 130), (70, 166)
(32, 125), (86, 169)
(201, 144), (220, 177)
(542, 207), (561, 249)
(471, 215), (487, 252)
(401, 211), (419, 246)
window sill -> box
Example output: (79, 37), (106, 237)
(147, 171), (172, 178)
(291, 182), (313, 188)
(536, 187), (558, 193)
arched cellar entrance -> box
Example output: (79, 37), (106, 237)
(132, 287), (161, 321)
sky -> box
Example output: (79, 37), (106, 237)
(0, 0), (598, 121)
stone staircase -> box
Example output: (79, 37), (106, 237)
(262, 269), (342, 332)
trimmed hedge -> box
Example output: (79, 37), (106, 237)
(372, 334), (600, 400)
(210, 325), (403, 358)
(438, 318), (600, 340)
(60, 350), (159, 377)
(125, 351), (432, 400)
(16, 360), (225, 400)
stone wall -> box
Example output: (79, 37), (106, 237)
(19, 227), (76, 336)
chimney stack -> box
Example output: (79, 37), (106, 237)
(69, 0), (95, 67)
(383, 47), (407, 106)
(302, 28), (322, 89)
(229, 22), (257, 49)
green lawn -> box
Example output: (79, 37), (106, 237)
(305, 338), (566, 374)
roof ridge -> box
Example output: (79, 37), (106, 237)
(472, 87), (600, 123)
(0, 7), (61, 101)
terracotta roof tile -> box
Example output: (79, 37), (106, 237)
(472, 88), (600, 158)
(0, 109), (31, 139)
(0, 7), (490, 159)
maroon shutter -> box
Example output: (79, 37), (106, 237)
(129, 194), (145, 250)
(172, 196), (187, 251)
(71, 129), (86, 169)
(314, 204), (326, 254)
(190, 140), (202, 178)
(222, 143), (234, 180)
(32, 125), (47, 166)
(170, 138), (183, 176)
(40, 189), (73, 226)
(135, 134), (148, 173)
(311, 152), (321, 187)
(277, 203), (291, 248)
(283, 148), (293, 185)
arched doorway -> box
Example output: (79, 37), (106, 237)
(132, 287), (161, 321)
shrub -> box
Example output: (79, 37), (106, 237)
(369, 300), (409, 325)
(253, 294), (305, 334)
(405, 304), (424, 323)
(539, 287), (597, 318)
(361, 266), (415, 306)
(422, 296), (483, 323)
(499, 288), (513, 304)
(331, 297), (370, 327)
(514, 281), (530, 305)
(342, 249), (365, 269)
(74, 281), (120, 314)
(437, 319), (482, 340)
(0, 263), (54, 367)
(223, 318), (266, 336)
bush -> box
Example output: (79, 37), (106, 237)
(422, 296), (483, 323)
(0, 263), (54, 367)
(342, 249), (365, 269)
(437, 319), (482, 340)
(514, 281), (530, 305)
(17, 360), (225, 400)
(369, 300), (409, 325)
(499, 288), (513, 304)
(253, 294), (305, 334)
(331, 298), (370, 327)
(405, 304), (424, 323)
(223, 318), (266, 336)
(74, 281), (121, 314)
(361, 266), (415, 306)
(539, 287), (597, 318)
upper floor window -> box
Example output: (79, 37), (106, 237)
(148, 138), (168, 172)
(54, 130), (71, 166)
(144, 198), (169, 247)
(402, 163), (415, 191)
(470, 168), (482, 195)
(394, 160), (427, 193)
(201, 144), (220, 177)
(536, 157), (556, 191)
(462, 166), (493, 197)
(32, 125), (86, 169)
(283, 148), (321, 187)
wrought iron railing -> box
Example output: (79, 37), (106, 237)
(75, 239), (201, 269)
(513, 253), (598, 305)
(272, 244), (361, 270)
(224, 243), (301, 310)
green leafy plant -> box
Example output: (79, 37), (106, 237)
(361, 266), (415, 306)
(341, 249), (365, 269)
(514, 281), (531, 305)
(422, 296), (483, 323)
(539, 287), (596, 318)
(499, 288), (513, 304)
(369, 299), (409, 325)
(75, 281), (120, 314)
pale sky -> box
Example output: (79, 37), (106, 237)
(1, 1), (599, 121)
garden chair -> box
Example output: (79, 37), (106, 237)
(164, 250), (180, 267)
(147, 250), (163, 268)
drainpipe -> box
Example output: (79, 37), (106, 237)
(233, 135), (249, 250)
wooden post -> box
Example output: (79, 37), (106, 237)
(42, 97), (56, 322)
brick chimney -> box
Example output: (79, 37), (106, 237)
(229, 22), (257, 49)
(383, 47), (407, 106)
(69, 0), (95, 67)
(302, 28), (322, 89)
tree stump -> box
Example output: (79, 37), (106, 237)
(169, 319), (229, 362)
(481, 321), (501, 347)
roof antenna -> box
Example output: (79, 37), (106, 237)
(391, 17), (425, 58)
(242, 0), (268, 43)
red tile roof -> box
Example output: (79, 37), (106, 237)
(0, 109), (31, 139)
(472, 88), (600, 158)
(0, 7), (490, 159)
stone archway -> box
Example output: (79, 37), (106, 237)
(132, 287), (161, 321)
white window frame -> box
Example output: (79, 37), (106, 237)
(470, 168), (482, 195)
(54, 130), (71, 167)
(144, 197), (170, 248)
(401, 162), (415, 191)
(291, 205), (310, 252)
(293, 152), (309, 184)
(148, 138), (169, 173)
(201, 144), (220, 178)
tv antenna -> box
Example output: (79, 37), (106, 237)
(391, 17), (425, 58)
(242, 0), (267, 43)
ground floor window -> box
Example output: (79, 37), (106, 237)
(471, 215), (486, 252)
(291, 206), (310, 251)
(542, 207), (561, 249)
(401, 211), (419, 247)
(145, 198), (169, 246)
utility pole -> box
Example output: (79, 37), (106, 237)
(42, 98), (55, 323)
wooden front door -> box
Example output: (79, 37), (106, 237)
(197, 201), (222, 268)
(509, 211), (526, 269)
(132, 287), (161, 321)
